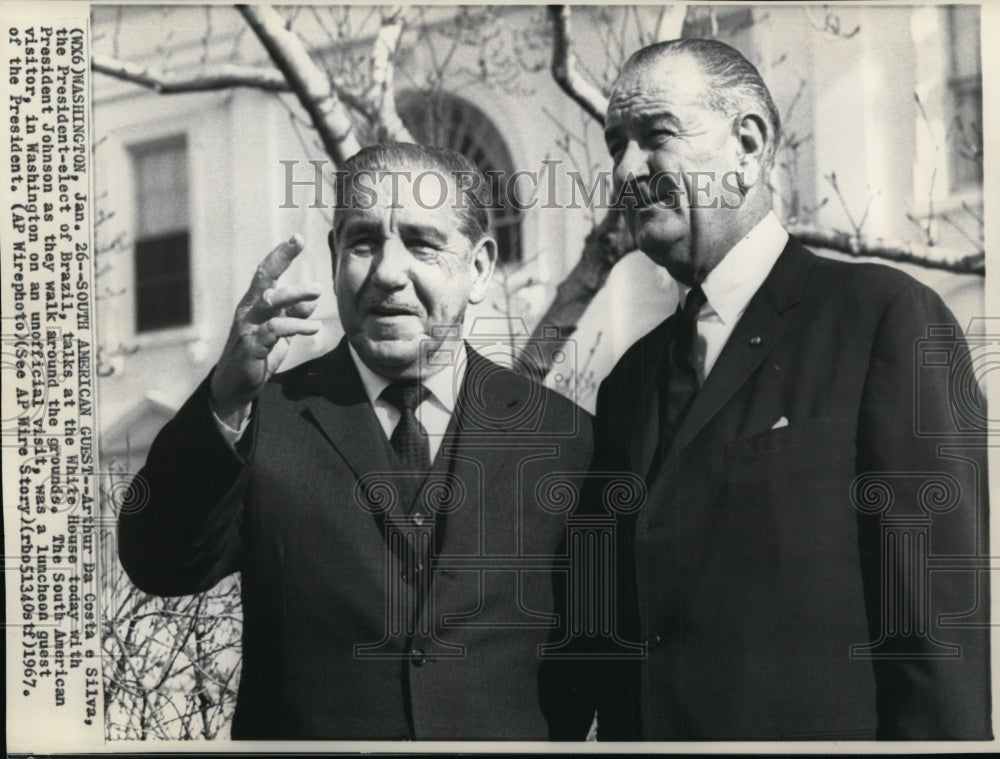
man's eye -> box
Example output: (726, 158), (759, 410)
(407, 239), (440, 253)
(349, 238), (376, 254)
(648, 129), (674, 145)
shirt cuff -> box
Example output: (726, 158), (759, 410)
(211, 404), (252, 448)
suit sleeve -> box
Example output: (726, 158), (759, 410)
(856, 281), (991, 739)
(118, 372), (253, 596)
(538, 401), (607, 740)
(548, 373), (643, 741)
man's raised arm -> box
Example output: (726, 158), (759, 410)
(118, 235), (321, 596)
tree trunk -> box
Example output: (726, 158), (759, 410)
(516, 209), (633, 378)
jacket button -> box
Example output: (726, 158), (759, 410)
(411, 648), (427, 666)
(645, 633), (662, 650)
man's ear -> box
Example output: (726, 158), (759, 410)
(467, 236), (498, 305)
(735, 113), (768, 189)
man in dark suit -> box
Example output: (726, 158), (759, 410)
(118, 144), (593, 739)
(588, 39), (990, 739)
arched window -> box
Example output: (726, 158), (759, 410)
(397, 91), (522, 264)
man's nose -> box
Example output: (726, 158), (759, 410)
(370, 237), (411, 290)
(615, 142), (650, 187)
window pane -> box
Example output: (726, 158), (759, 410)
(131, 137), (192, 332)
(134, 139), (188, 236)
(492, 219), (521, 267)
(950, 6), (981, 80)
(134, 232), (191, 332)
(138, 188), (187, 238)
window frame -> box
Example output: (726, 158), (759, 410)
(130, 135), (193, 333)
(126, 133), (197, 341)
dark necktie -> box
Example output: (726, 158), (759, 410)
(382, 381), (432, 473)
(662, 284), (707, 440)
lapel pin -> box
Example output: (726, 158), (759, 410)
(750, 336), (763, 346)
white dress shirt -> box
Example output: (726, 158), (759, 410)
(680, 211), (789, 382)
(214, 342), (466, 463)
(347, 342), (464, 462)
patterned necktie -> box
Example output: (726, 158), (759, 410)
(662, 284), (707, 439)
(381, 381), (432, 473)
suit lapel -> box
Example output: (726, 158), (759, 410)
(293, 341), (534, 541)
(659, 238), (816, 471)
(453, 344), (525, 437)
(412, 343), (503, 520)
(452, 344), (530, 495)
(297, 340), (397, 484)
(426, 345), (525, 556)
(663, 300), (785, 466)
(630, 319), (675, 481)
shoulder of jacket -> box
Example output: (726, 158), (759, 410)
(473, 353), (593, 425)
(805, 248), (928, 302)
(602, 319), (669, 390)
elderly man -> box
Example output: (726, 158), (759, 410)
(587, 39), (990, 740)
(119, 144), (592, 740)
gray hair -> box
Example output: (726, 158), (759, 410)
(622, 39), (782, 166)
(332, 142), (491, 244)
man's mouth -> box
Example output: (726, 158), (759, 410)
(625, 182), (676, 212)
(368, 304), (420, 318)
(648, 175), (682, 208)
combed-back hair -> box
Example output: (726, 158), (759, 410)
(623, 38), (782, 162)
(333, 142), (491, 244)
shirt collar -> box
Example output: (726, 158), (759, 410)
(685, 211), (789, 325)
(347, 341), (464, 413)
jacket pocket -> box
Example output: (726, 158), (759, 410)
(725, 416), (854, 477)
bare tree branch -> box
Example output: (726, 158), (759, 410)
(368, 9), (414, 142)
(547, 5), (608, 126)
(788, 226), (985, 275)
(237, 4), (361, 163)
(91, 53), (290, 93)
(654, 5), (687, 41)
(93, 51), (375, 126)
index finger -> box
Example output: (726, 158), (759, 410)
(248, 233), (305, 296)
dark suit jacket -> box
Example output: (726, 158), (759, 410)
(588, 238), (990, 740)
(118, 340), (593, 740)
